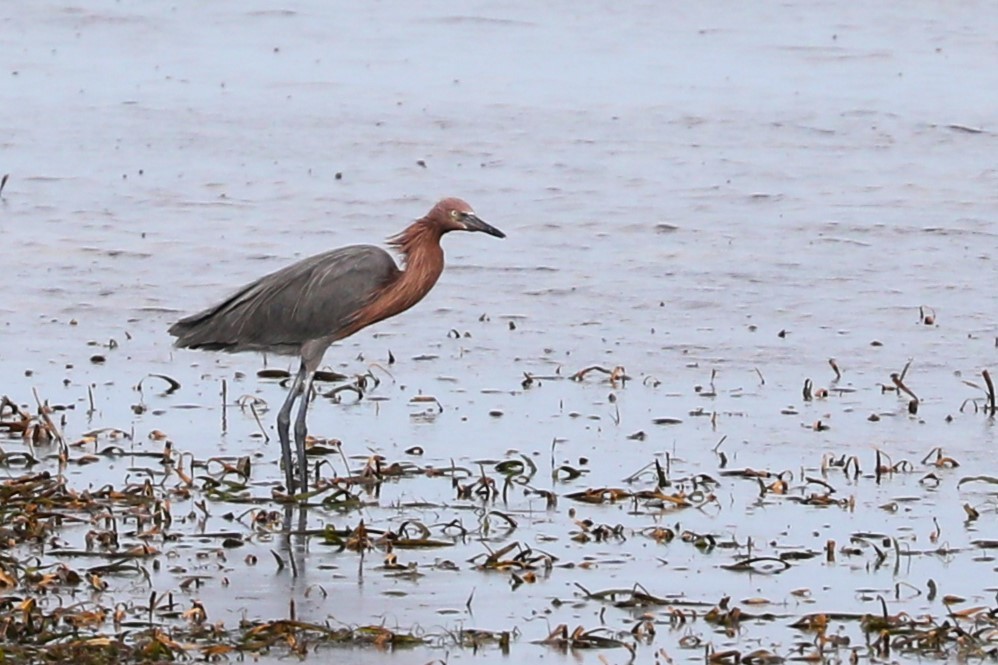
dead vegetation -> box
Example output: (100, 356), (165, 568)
(1, 357), (996, 662)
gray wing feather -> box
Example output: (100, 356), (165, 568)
(169, 245), (399, 354)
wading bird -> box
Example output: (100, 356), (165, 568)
(169, 198), (504, 493)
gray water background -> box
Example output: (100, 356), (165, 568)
(2, 2), (997, 662)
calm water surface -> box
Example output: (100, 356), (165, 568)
(2, 2), (997, 662)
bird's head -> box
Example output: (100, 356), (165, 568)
(431, 197), (505, 238)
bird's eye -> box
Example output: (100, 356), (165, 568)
(449, 210), (461, 221)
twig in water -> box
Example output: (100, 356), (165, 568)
(32, 388), (67, 456)
(899, 358), (913, 382)
(336, 440), (351, 479)
(248, 401), (270, 442)
(221, 379), (228, 434)
(983, 369), (996, 417)
(890, 372), (919, 413)
(139, 374), (181, 395)
(829, 358), (841, 382)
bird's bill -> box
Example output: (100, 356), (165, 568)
(460, 212), (505, 238)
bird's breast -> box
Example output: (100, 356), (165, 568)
(346, 248), (444, 334)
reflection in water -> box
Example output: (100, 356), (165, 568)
(280, 504), (310, 580)
(0, 1), (996, 663)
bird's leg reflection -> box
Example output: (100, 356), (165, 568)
(277, 365), (306, 492)
(293, 370), (316, 493)
(281, 503), (309, 578)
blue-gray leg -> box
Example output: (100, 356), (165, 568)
(293, 371), (316, 493)
(277, 365), (307, 493)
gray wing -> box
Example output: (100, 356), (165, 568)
(169, 245), (399, 355)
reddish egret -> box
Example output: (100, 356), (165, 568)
(169, 198), (504, 493)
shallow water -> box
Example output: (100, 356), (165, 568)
(2, 1), (997, 662)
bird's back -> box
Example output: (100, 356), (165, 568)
(169, 245), (400, 357)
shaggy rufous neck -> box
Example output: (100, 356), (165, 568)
(388, 219), (443, 266)
(348, 220), (445, 333)
(387, 219), (445, 297)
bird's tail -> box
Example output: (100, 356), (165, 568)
(168, 313), (233, 351)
